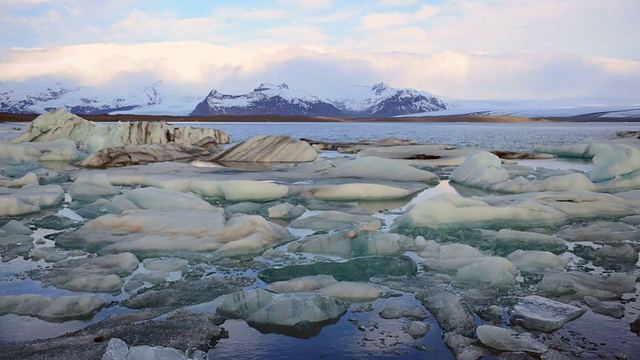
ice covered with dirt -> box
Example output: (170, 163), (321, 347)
(214, 135), (317, 163)
(10, 109), (230, 153)
(76, 143), (213, 168)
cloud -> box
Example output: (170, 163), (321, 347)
(376, 0), (417, 7)
(1, 41), (638, 100)
(278, 0), (334, 8)
(360, 4), (439, 30)
(1, 1), (639, 101)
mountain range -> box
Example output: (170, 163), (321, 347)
(0, 81), (638, 118)
(190, 82), (448, 117)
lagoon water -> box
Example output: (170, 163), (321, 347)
(171, 121), (639, 151)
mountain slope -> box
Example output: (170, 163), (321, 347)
(334, 83), (449, 117)
(190, 83), (344, 117)
(0, 82), (177, 115)
(191, 82), (449, 117)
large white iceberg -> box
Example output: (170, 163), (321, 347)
(10, 109), (230, 153)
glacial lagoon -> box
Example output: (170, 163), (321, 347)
(1, 112), (640, 359)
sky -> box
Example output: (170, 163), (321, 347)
(1, 0), (639, 101)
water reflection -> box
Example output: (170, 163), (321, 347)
(211, 293), (455, 359)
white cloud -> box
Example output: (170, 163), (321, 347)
(1, 42), (638, 100)
(360, 4), (439, 30)
(376, 0), (417, 7)
(1, 0), (639, 101)
(278, 0), (334, 8)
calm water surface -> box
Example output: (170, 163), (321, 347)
(171, 121), (640, 152)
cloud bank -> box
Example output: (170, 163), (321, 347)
(1, 0), (638, 100)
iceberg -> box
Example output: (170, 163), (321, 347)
(10, 109), (230, 153)
(32, 252), (139, 293)
(214, 135), (317, 163)
(328, 156), (439, 183)
(57, 209), (293, 259)
(0, 294), (105, 322)
(76, 143), (213, 168)
(217, 288), (346, 331)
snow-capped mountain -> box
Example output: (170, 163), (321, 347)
(0, 81), (198, 115)
(334, 83), (449, 117)
(191, 82), (449, 117)
(190, 83), (344, 117)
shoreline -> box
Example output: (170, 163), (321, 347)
(1, 112), (639, 124)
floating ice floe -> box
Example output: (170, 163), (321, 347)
(123, 277), (254, 309)
(533, 139), (639, 158)
(0, 294), (106, 322)
(0, 220), (33, 246)
(266, 202), (306, 219)
(510, 295), (586, 332)
(583, 296), (625, 318)
(217, 288), (346, 330)
(258, 255), (417, 283)
(10, 109), (229, 153)
(558, 221), (640, 244)
(476, 325), (548, 353)
(451, 146), (640, 193)
(57, 209), (293, 260)
(31, 252), (139, 293)
(288, 232), (416, 258)
(326, 156), (439, 183)
(537, 271), (637, 300)
(506, 250), (567, 272)
(289, 210), (381, 231)
(416, 285), (476, 337)
(0, 184), (65, 216)
(488, 229), (567, 255)
(0, 139), (87, 164)
(68, 173), (121, 201)
(214, 135), (317, 163)
(393, 190), (640, 232)
(418, 241), (517, 288)
(590, 143), (640, 182)
(269, 276), (381, 302)
(102, 338), (207, 360)
(296, 183), (416, 201)
(0, 172), (38, 188)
